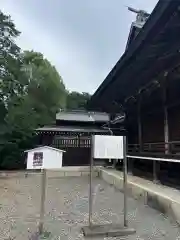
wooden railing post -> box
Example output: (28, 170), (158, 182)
(164, 105), (169, 154)
(128, 157), (133, 175)
(153, 160), (160, 184)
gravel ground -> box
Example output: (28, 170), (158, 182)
(0, 174), (179, 240)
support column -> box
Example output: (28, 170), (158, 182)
(128, 158), (134, 175)
(108, 123), (116, 168)
(78, 134), (81, 148)
(162, 72), (169, 154)
(153, 160), (160, 184)
(137, 94), (142, 152)
(164, 106), (169, 154)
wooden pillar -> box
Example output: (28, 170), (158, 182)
(78, 134), (81, 148)
(164, 106), (169, 154)
(152, 72), (169, 184)
(162, 72), (169, 154)
(153, 160), (159, 184)
(137, 94), (142, 152)
(128, 157), (134, 175)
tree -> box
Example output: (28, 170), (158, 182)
(4, 51), (67, 160)
(0, 11), (23, 106)
(0, 10), (20, 148)
(0, 14), (68, 168)
(0, 11), (26, 169)
(20, 50), (67, 125)
(66, 91), (91, 110)
(0, 10), (92, 169)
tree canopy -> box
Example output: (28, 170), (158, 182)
(66, 91), (91, 110)
(0, 10), (91, 169)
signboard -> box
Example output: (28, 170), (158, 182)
(33, 152), (43, 167)
(93, 135), (124, 159)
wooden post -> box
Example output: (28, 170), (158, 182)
(161, 72), (169, 154)
(153, 160), (157, 183)
(153, 159), (161, 184)
(78, 134), (81, 148)
(164, 106), (169, 154)
(108, 124), (115, 168)
(128, 158), (133, 175)
(39, 169), (47, 235)
(137, 94), (142, 152)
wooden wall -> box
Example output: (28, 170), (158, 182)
(127, 101), (180, 145)
(169, 105), (180, 141)
(141, 110), (164, 143)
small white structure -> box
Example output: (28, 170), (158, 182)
(25, 146), (65, 170)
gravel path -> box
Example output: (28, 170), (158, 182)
(0, 174), (179, 239)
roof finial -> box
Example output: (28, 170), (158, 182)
(127, 6), (140, 14)
(126, 6), (150, 25)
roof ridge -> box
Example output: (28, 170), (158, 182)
(24, 146), (66, 153)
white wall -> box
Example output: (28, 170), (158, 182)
(27, 148), (63, 170)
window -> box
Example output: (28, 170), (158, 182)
(33, 152), (43, 167)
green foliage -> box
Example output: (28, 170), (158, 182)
(66, 91), (91, 110)
(20, 50), (67, 125)
(0, 11), (22, 104)
(0, 10), (68, 169)
(0, 10), (91, 169)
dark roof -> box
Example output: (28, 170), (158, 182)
(126, 23), (142, 50)
(88, 0), (180, 112)
(56, 110), (109, 122)
(36, 126), (110, 134)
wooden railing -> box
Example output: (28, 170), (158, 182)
(52, 136), (91, 149)
(128, 141), (180, 155)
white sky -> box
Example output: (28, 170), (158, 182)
(1, 0), (158, 94)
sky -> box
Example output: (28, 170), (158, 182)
(1, 0), (158, 94)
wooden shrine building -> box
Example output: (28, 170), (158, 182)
(36, 110), (110, 166)
(88, 0), (180, 177)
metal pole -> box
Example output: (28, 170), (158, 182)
(39, 169), (47, 235)
(123, 136), (128, 227)
(89, 136), (94, 227)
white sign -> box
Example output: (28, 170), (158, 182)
(33, 152), (43, 167)
(93, 135), (124, 159)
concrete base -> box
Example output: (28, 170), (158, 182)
(82, 224), (136, 237)
(99, 168), (180, 227)
(46, 166), (99, 178)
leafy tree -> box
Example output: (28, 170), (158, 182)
(3, 50), (67, 169)
(0, 11), (23, 106)
(0, 10), (91, 169)
(20, 50), (67, 125)
(0, 10), (67, 169)
(66, 91), (91, 110)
